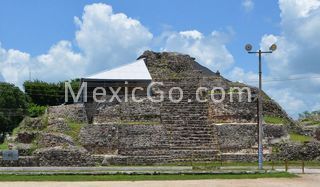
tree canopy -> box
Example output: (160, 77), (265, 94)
(24, 79), (80, 106)
(0, 82), (28, 142)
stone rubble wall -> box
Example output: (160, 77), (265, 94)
(34, 146), (94, 166)
(37, 133), (75, 148)
(93, 97), (160, 124)
(48, 103), (87, 123)
(274, 141), (320, 161)
(215, 123), (287, 152)
(0, 156), (39, 167)
(79, 123), (168, 156)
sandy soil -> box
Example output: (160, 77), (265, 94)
(0, 174), (319, 187)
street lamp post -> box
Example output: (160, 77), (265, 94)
(245, 43), (277, 170)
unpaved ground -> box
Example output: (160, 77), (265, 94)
(0, 174), (319, 187)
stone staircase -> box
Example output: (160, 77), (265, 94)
(160, 79), (221, 162)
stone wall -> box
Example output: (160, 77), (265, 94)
(118, 124), (168, 156)
(34, 146), (94, 166)
(215, 123), (287, 152)
(93, 97), (160, 124)
(48, 103), (87, 123)
(37, 133), (75, 148)
(79, 124), (119, 154)
(0, 156), (39, 167)
(79, 123), (168, 156)
(274, 141), (320, 161)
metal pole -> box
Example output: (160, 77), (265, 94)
(258, 50), (263, 170)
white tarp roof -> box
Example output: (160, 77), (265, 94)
(84, 59), (152, 80)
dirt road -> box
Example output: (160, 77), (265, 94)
(0, 174), (319, 187)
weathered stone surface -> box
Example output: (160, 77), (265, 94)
(11, 143), (34, 156)
(79, 124), (119, 154)
(19, 117), (45, 130)
(0, 156), (39, 167)
(102, 155), (170, 166)
(274, 141), (320, 160)
(47, 118), (70, 133)
(15, 131), (38, 144)
(34, 146), (94, 166)
(215, 123), (287, 152)
(118, 124), (168, 156)
(141, 50), (292, 124)
(79, 123), (168, 156)
(37, 133), (75, 148)
(93, 97), (160, 124)
(48, 103), (87, 123)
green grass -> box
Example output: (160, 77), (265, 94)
(0, 141), (8, 150)
(0, 173), (296, 181)
(289, 133), (313, 143)
(65, 121), (83, 143)
(301, 119), (320, 126)
(264, 116), (289, 125)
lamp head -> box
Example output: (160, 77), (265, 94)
(245, 44), (252, 52)
(269, 44), (277, 51)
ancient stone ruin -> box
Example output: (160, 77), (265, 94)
(3, 51), (318, 167)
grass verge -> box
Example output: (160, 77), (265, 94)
(0, 172), (296, 181)
(289, 133), (313, 143)
(0, 141), (8, 150)
(264, 116), (289, 125)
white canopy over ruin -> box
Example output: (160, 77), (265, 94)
(84, 59), (152, 81)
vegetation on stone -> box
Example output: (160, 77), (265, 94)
(27, 103), (47, 117)
(289, 133), (313, 143)
(264, 115), (289, 125)
(0, 141), (8, 150)
(64, 120), (84, 144)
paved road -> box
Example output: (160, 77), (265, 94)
(0, 174), (319, 187)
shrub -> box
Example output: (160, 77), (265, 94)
(27, 104), (47, 117)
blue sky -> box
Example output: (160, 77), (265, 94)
(0, 0), (281, 72)
(1, 0), (320, 117)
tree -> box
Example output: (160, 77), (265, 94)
(24, 79), (80, 106)
(0, 82), (28, 142)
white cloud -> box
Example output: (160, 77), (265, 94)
(0, 3), (234, 89)
(0, 45), (30, 85)
(256, 0), (320, 117)
(0, 41), (85, 87)
(74, 3), (153, 74)
(0, 3), (154, 86)
(267, 88), (307, 115)
(35, 41), (86, 81)
(280, 0), (320, 19)
(179, 30), (203, 40)
(161, 30), (234, 72)
(242, 0), (254, 12)
(227, 67), (258, 85)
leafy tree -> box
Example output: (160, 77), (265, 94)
(24, 79), (80, 106)
(0, 82), (28, 142)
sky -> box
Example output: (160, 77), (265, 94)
(0, 0), (320, 118)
